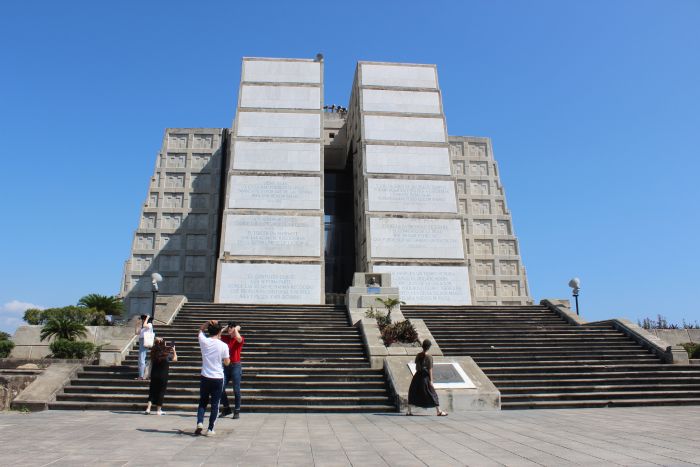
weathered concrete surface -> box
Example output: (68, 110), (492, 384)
(385, 355), (500, 413)
(9, 405), (696, 465)
(11, 363), (81, 411)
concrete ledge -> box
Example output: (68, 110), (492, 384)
(385, 356), (500, 413)
(11, 363), (82, 411)
(541, 299), (688, 364)
(355, 318), (387, 369)
(153, 295), (187, 325)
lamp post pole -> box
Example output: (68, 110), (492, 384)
(568, 277), (581, 316)
(150, 272), (163, 322)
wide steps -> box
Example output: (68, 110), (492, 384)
(53, 303), (395, 413)
(402, 305), (700, 410)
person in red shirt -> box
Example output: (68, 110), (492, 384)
(220, 321), (244, 418)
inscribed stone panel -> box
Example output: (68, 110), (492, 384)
(240, 85), (320, 110)
(224, 215), (320, 257)
(229, 175), (321, 210)
(187, 214), (209, 229)
(161, 213), (182, 229)
(372, 266), (471, 305)
(186, 234), (208, 250)
(160, 234), (181, 250)
(159, 255), (181, 272)
(236, 112), (320, 139)
(192, 134), (213, 149)
(360, 64), (437, 89)
(243, 60), (321, 84)
(190, 174), (211, 192)
(141, 214), (156, 229)
(218, 263), (322, 304)
(192, 153), (211, 169)
(165, 173), (185, 188)
(135, 234), (154, 250)
(364, 115), (445, 142)
(369, 218), (464, 259)
(189, 194), (209, 209)
(163, 193), (183, 208)
(476, 280), (496, 297)
(367, 179), (457, 213)
(233, 141), (321, 172)
(361, 89), (440, 114)
(365, 145), (450, 175)
(185, 255), (207, 273)
(168, 134), (188, 149)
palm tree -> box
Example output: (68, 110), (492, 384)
(40, 315), (88, 342)
(78, 294), (124, 318)
(375, 297), (406, 321)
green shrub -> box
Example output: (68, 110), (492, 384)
(380, 320), (419, 346)
(49, 339), (96, 359)
(24, 306), (109, 326)
(0, 339), (14, 358)
(78, 294), (124, 318)
(365, 307), (391, 329)
(681, 343), (700, 359)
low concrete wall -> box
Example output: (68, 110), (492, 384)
(541, 299), (689, 364)
(385, 356), (500, 413)
(11, 363), (82, 411)
(651, 329), (700, 345)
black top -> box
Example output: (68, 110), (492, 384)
(150, 355), (172, 380)
(415, 353), (433, 373)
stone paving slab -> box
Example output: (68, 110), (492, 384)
(0, 407), (699, 466)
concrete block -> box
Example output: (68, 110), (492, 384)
(384, 356), (500, 413)
(11, 363), (81, 411)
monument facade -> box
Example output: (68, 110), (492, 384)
(121, 57), (531, 314)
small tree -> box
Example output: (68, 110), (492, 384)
(375, 297), (405, 321)
(40, 316), (88, 342)
(78, 294), (124, 318)
(23, 308), (43, 325)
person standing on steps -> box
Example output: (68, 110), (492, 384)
(220, 321), (244, 419)
(195, 320), (230, 436)
(135, 315), (155, 380)
(406, 339), (448, 417)
(144, 337), (177, 415)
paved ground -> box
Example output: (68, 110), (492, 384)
(1, 406), (699, 466)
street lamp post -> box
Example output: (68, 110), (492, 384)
(150, 272), (163, 321)
(568, 277), (581, 316)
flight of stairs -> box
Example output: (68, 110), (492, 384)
(402, 305), (700, 409)
(49, 303), (395, 413)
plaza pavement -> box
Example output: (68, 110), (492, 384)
(1, 406), (699, 466)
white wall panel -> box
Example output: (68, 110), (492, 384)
(369, 218), (464, 259)
(243, 60), (321, 84)
(240, 85), (320, 110)
(218, 263), (322, 304)
(229, 175), (321, 210)
(364, 115), (445, 142)
(360, 64), (437, 88)
(368, 179), (457, 213)
(224, 215), (320, 257)
(237, 112), (320, 138)
(365, 145), (451, 175)
(361, 89), (440, 114)
(373, 265), (471, 305)
(233, 141), (321, 172)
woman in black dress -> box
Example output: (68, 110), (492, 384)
(144, 338), (177, 415)
(407, 339), (448, 416)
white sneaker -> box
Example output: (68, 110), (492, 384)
(156, 410), (165, 416)
(205, 429), (216, 436)
(195, 423), (204, 435)
(144, 410), (150, 415)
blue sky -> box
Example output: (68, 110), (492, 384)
(1, 0), (698, 333)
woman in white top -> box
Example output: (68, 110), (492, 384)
(135, 315), (154, 380)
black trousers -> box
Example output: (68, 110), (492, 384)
(148, 376), (168, 406)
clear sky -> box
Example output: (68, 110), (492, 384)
(1, 1), (699, 333)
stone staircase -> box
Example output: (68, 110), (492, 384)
(49, 303), (395, 412)
(402, 305), (700, 409)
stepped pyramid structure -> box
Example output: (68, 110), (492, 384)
(121, 57), (532, 313)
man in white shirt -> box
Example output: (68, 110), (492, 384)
(195, 320), (230, 436)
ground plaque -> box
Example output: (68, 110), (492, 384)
(407, 361), (476, 389)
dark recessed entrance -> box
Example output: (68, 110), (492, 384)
(324, 169), (355, 299)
